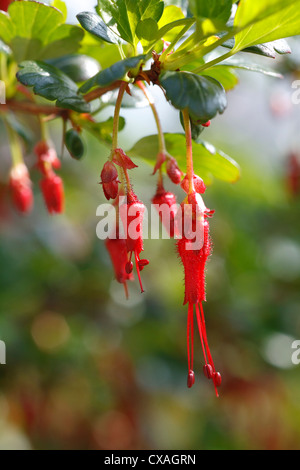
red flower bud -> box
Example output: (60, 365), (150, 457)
(100, 161), (119, 200)
(9, 164), (33, 214)
(152, 188), (177, 238)
(166, 157), (183, 185)
(113, 148), (138, 170)
(40, 172), (64, 214)
(181, 174), (206, 194)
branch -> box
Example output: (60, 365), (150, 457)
(1, 81), (125, 117)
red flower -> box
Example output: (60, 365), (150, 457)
(105, 235), (134, 299)
(177, 192), (221, 396)
(9, 163), (33, 214)
(40, 172), (64, 214)
(152, 151), (166, 175)
(181, 174), (206, 194)
(120, 191), (149, 293)
(112, 148), (138, 170)
(166, 157), (183, 185)
(0, 0), (12, 12)
(34, 141), (61, 176)
(100, 161), (120, 200)
(152, 187), (177, 238)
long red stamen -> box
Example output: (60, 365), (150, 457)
(135, 252), (145, 294)
(123, 281), (129, 300)
(199, 302), (215, 370)
(199, 302), (221, 397)
(195, 303), (208, 366)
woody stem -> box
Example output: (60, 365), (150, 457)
(182, 108), (194, 194)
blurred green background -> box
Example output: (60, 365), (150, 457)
(0, 1), (300, 451)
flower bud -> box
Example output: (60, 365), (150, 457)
(166, 157), (183, 185)
(100, 161), (119, 200)
(40, 172), (64, 214)
(9, 164), (33, 214)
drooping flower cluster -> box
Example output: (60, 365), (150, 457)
(5, 76), (221, 395)
(8, 141), (64, 215)
(100, 145), (149, 294)
(35, 141), (64, 214)
(97, 82), (221, 395)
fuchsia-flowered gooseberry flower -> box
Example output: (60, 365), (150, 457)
(34, 141), (64, 214)
(181, 174), (206, 194)
(152, 186), (177, 238)
(105, 231), (134, 299)
(9, 163), (34, 214)
(40, 172), (64, 215)
(152, 151), (167, 175)
(34, 141), (61, 176)
(166, 157), (183, 185)
(112, 148), (138, 170)
(100, 161), (120, 201)
(177, 191), (222, 396)
(120, 191), (149, 293)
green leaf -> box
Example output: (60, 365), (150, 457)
(17, 61), (90, 113)
(79, 55), (146, 93)
(203, 65), (239, 91)
(189, 0), (232, 23)
(233, 1), (300, 52)
(233, 0), (296, 29)
(0, 1), (83, 62)
(223, 38), (291, 58)
(136, 18), (159, 42)
(65, 129), (85, 160)
(79, 34), (121, 69)
(48, 55), (101, 82)
(0, 11), (15, 44)
(128, 134), (241, 184)
(220, 59), (283, 79)
(157, 5), (185, 42)
(77, 12), (119, 44)
(97, 0), (164, 45)
(76, 116), (125, 144)
(52, 0), (68, 22)
(160, 71), (227, 124)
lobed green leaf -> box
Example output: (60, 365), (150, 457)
(17, 61), (90, 113)
(160, 71), (227, 124)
